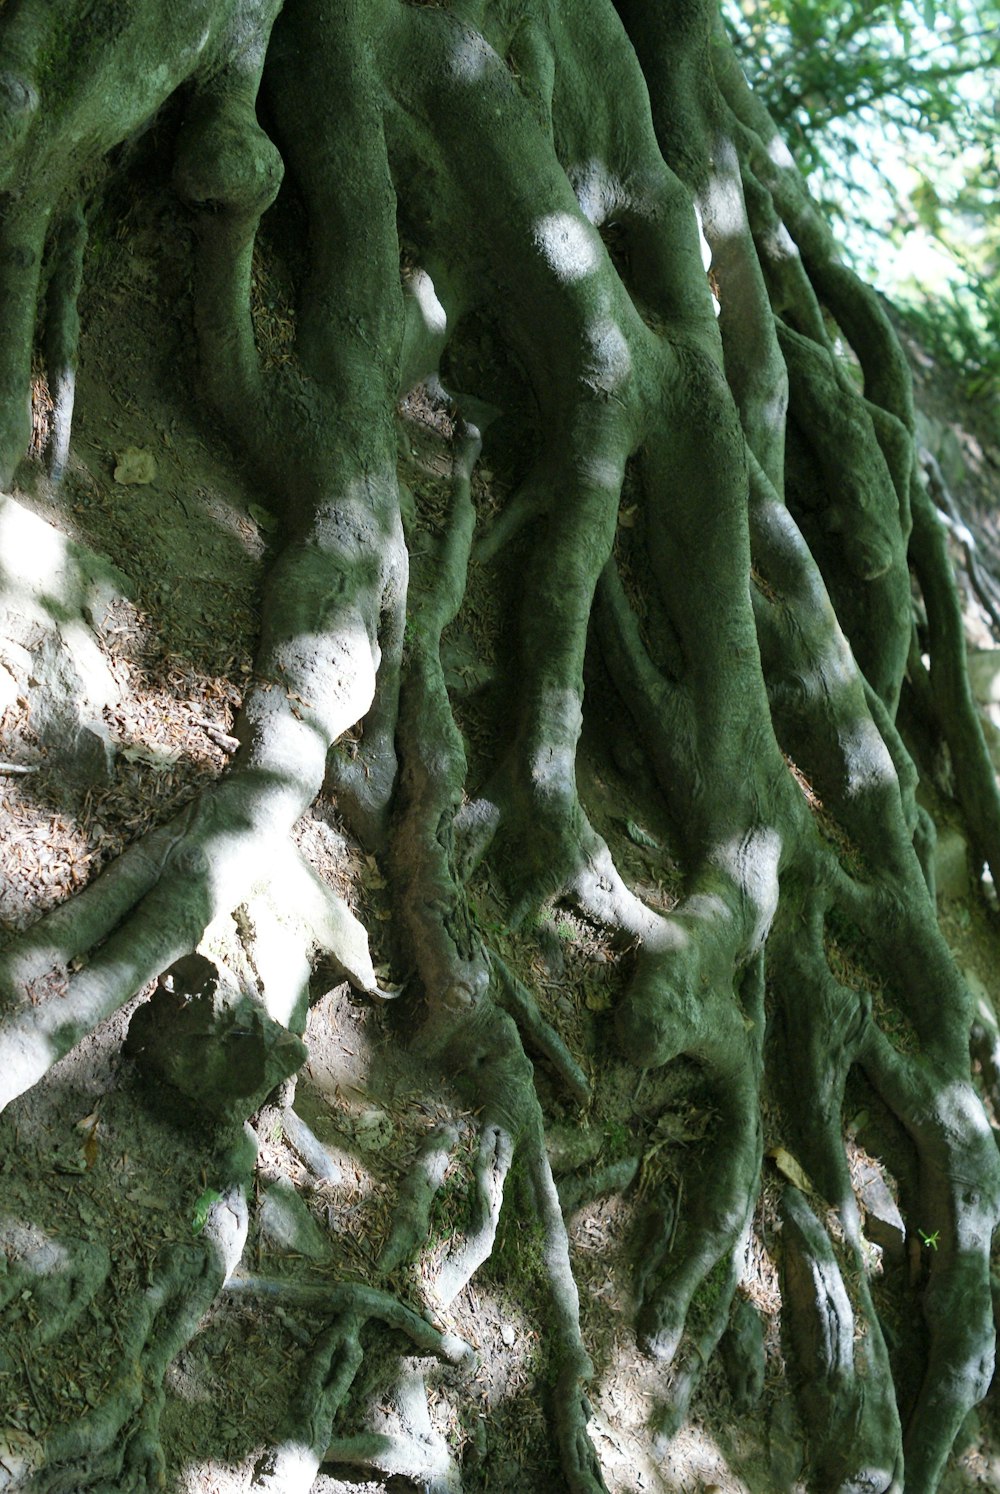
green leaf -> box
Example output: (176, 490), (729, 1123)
(622, 819), (660, 851)
(248, 503), (278, 532)
(192, 1187), (222, 1234)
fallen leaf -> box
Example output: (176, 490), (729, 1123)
(248, 502), (278, 532)
(121, 744), (182, 770)
(126, 1186), (168, 1211)
(192, 1186), (222, 1233)
(75, 1111), (100, 1170)
(113, 447), (157, 485)
(767, 1145), (815, 1194)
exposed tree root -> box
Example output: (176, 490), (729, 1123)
(1, 0), (999, 1489)
(236, 1280), (472, 1494)
(35, 1182), (250, 1493)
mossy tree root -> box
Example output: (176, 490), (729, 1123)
(36, 1183), (249, 1493)
(0, 1), (998, 1489)
(245, 1284), (472, 1494)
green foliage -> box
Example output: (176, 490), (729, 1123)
(620, 817), (660, 851)
(725, 0), (999, 184)
(898, 263), (1000, 409)
(467, 893), (507, 941)
(191, 1186), (221, 1234)
(725, 0), (1000, 405)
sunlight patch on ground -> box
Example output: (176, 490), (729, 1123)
(0, 494), (69, 602)
(0, 1219), (71, 1274)
(590, 1362), (755, 1493)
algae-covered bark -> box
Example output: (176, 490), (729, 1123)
(0, 2), (998, 1490)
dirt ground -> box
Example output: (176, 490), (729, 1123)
(2, 161), (1000, 1493)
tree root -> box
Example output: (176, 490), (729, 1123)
(0, 1), (998, 1489)
(218, 1278), (472, 1494)
(34, 1185), (249, 1493)
(781, 1185), (904, 1493)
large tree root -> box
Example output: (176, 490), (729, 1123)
(1, 1), (999, 1490)
(32, 1181), (250, 1493)
(230, 1280), (472, 1494)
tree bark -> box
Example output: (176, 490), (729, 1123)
(0, 2), (997, 1490)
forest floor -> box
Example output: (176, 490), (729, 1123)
(2, 176), (1000, 1493)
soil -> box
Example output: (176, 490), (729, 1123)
(2, 159), (1000, 1493)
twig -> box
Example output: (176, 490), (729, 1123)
(0, 763), (39, 775)
(19, 1348), (45, 1419)
(668, 1175), (682, 1253)
(190, 717), (240, 754)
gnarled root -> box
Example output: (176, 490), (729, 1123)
(1, 2), (999, 1489)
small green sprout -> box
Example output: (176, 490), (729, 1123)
(918, 1228), (940, 1251)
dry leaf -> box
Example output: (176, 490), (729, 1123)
(767, 1145), (814, 1194)
(0, 1428), (44, 1489)
(83, 1127), (100, 1170)
(113, 447), (157, 485)
(121, 744), (181, 770)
